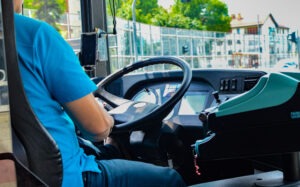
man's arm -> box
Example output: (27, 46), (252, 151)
(64, 93), (114, 142)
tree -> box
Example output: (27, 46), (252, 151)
(151, 7), (170, 27)
(116, 0), (160, 24)
(115, 0), (230, 32)
(151, 8), (203, 30)
(171, 0), (231, 32)
(23, 0), (66, 31)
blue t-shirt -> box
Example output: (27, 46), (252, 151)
(14, 14), (100, 186)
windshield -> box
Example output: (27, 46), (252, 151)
(22, 0), (299, 74)
(12, 1), (300, 186)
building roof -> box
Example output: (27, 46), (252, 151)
(231, 13), (289, 29)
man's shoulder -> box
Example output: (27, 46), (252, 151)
(14, 13), (42, 28)
(14, 14), (54, 35)
(14, 14), (58, 45)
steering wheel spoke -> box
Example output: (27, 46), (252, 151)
(109, 101), (159, 125)
(95, 88), (130, 107)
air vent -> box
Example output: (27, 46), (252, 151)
(244, 77), (259, 91)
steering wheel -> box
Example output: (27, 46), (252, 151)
(94, 56), (192, 133)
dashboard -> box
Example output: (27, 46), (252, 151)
(104, 69), (266, 129)
(95, 68), (273, 184)
(95, 68), (266, 133)
(95, 68), (300, 186)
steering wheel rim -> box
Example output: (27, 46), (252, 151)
(94, 56), (192, 133)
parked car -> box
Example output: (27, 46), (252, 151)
(273, 58), (299, 70)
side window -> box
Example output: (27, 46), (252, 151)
(0, 1), (17, 186)
(0, 39), (8, 110)
(0, 0), (11, 155)
(23, 0), (82, 49)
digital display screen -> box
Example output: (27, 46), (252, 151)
(178, 92), (208, 115)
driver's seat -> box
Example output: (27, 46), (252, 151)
(3, 0), (63, 186)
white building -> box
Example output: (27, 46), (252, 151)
(225, 13), (293, 68)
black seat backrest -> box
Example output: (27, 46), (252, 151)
(2, 0), (63, 186)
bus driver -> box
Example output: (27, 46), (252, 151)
(13, 0), (186, 186)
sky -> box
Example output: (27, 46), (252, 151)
(158, 0), (300, 32)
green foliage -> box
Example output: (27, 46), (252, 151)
(23, 0), (66, 31)
(115, 0), (230, 32)
(106, 0), (122, 16)
(200, 0), (231, 31)
(150, 7), (169, 26)
(171, 0), (230, 32)
(23, 0), (36, 9)
(116, 0), (160, 24)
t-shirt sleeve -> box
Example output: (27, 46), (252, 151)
(34, 22), (97, 104)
